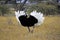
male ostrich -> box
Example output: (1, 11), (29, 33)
(15, 10), (44, 32)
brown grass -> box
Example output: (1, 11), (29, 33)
(0, 16), (60, 40)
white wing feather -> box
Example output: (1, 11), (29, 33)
(30, 10), (44, 26)
(15, 10), (25, 23)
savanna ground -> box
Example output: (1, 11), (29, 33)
(0, 16), (60, 40)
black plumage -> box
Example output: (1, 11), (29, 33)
(19, 15), (38, 27)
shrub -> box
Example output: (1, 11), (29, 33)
(26, 3), (58, 15)
(0, 5), (10, 16)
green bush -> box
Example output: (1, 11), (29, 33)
(0, 5), (10, 16)
(26, 3), (58, 15)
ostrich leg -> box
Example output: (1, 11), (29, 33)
(28, 27), (30, 32)
(31, 26), (35, 33)
(28, 26), (35, 33)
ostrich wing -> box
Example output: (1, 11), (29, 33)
(30, 10), (44, 26)
(15, 10), (25, 23)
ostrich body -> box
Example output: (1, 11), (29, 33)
(15, 10), (44, 32)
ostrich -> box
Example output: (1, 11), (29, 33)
(15, 10), (44, 32)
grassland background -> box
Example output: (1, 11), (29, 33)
(0, 16), (60, 40)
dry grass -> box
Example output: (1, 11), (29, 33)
(0, 16), (60, 40)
